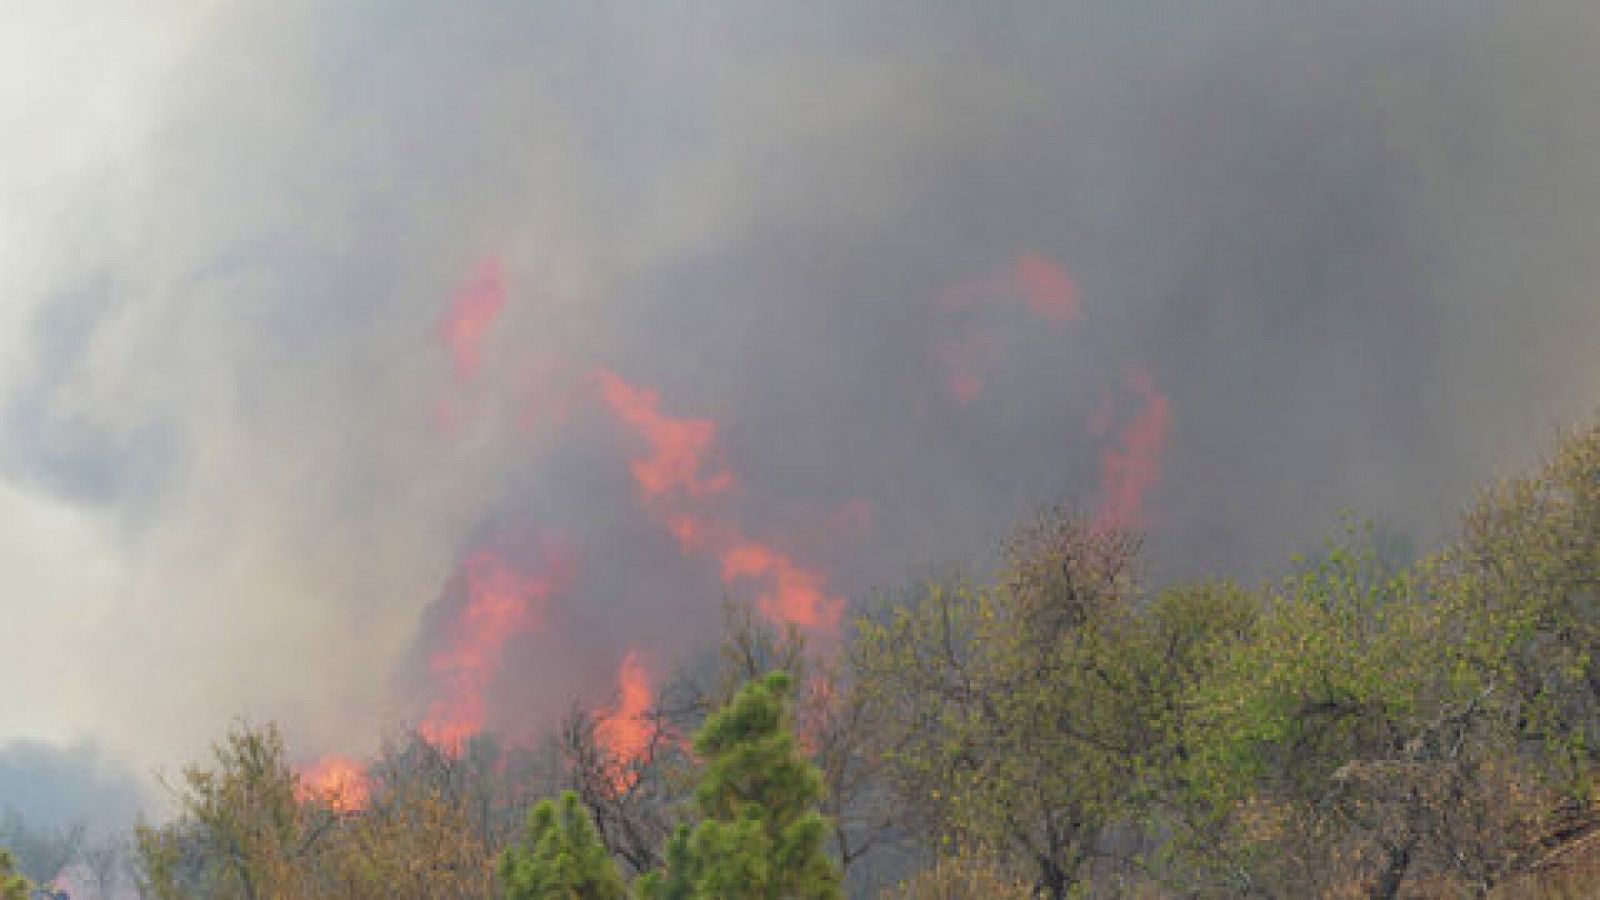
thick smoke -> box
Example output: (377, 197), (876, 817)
(2, 1), (1598, 814)
(0, 740), (145, 829)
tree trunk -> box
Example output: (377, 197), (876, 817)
(1037, 854), (1071, 900)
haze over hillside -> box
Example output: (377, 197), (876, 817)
(2, 1), (1598, 826)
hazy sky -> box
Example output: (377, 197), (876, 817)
(3, 1), (1598, 823)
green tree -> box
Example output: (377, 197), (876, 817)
(324, 729), (543, 899)
(500, 791), (630, 900)
(881, 848), (1032, 900)
(1173, 529), (1550, 896)
(1441, 421), (1600, 789)
(133, 721), (334, 899)
(853, 512), (1148, 898)
(640, 671), (842, 900)
(0, 848), (30, 900)
(1172, 541), (1443, 893)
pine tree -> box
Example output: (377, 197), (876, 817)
(640, 671), (842, 900)
(500, 791), (630, 900)
(637, 826), (695, 900)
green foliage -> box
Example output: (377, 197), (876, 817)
(1441, 422), (1600, 790)
(640, 671), (842, 900)
(1160, 536), (1447, 887)
(133, 721), (330, 900)
(1184, 539), (1433, 803)
(501, 791), (630, 900)
(0, 848), (30, 900)
(636, 826), (695, 900)
(853, 513), (1148, 897)
(109, 417), (1600, 898)
(509, 671), (841, 899)
(846, 423), (1600, 897)
(880, 848), (1033, 900)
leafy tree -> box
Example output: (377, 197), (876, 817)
(1125, 581), (1262, 890)
(1173, 529), (1552, 896)
(500, 791), (630, 899)
(853, 512), (1148, 898)
(880, 848), (1032, 900)
(324, 729), (550, 899)
(640, 671), (842, 899)
(0, 848), (30, 900)
(133, 721), (334, 899)
(1440, 421), (1600, 789)
(133, 720), (559, 900)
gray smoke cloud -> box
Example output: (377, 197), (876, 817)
(0, 739), (145, 829)
(2, 1), (1597, 817)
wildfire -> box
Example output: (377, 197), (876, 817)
(592, 369), (736, 499)
(1092, 369), (1171, 530)
(720, 542), (844, 631)
(594, 368), (845, 636)
(593, 650), (656, 792)
(298, 754), (371, 813)
(421, 545), (572, 751)
(407, 249), (1139, 761)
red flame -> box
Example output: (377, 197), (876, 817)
(438, 257), (507, 382)
(421, 545), (571, 750)
(1093, 369), (1171, 530)
(298, 754), (371, 813)
(593, 370), (735, 498)
(721, 542), (845, 631)
(594, 650), (656, 791)
(594, 368), (845, 635)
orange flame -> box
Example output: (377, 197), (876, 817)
(594, 650), (656, 792)
(1093, 369), (1171, 530)
(593, 369), (735, 498)
(298, 754), (371, 813)
(721, 542), (845, 631)
(594, 368), (845, 636)
(421, 546), (570, 751)
(438, 257), (507, 382)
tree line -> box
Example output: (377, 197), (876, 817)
(5, 419), (1599, 898)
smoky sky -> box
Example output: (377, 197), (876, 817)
(0, 739), (145, 830)
(2, 0), (1598, 817)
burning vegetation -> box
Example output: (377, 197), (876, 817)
(110, 419), (1600, 899)
(5, 243), (1589, 898)
(7, 4), (1600, 900)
